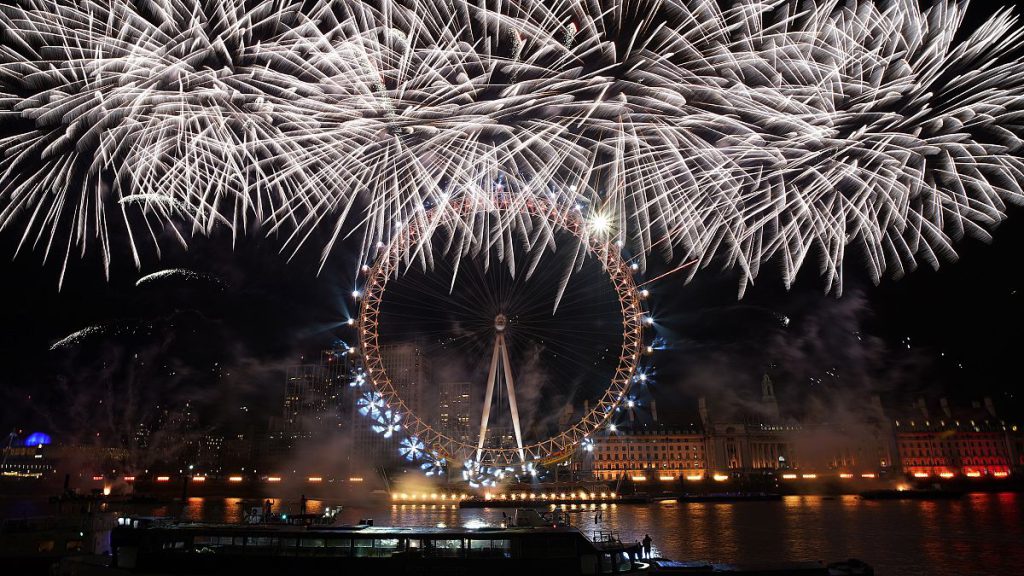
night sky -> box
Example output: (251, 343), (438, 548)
(2, 2), (1023, 443)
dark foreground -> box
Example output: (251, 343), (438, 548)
(3, 492), (1023, 576)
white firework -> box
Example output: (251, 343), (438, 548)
(50, 321), (151, 350)
(135, 268), (215, 287)
(3, 0), (1024, 293)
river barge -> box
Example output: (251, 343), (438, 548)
(94, 512), (872, 576)
(108, 517), (647, 575)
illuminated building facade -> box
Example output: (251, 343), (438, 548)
(702, 421), (798, 473)
(591, 425), (706, 481)
(895, 423), (1012, 478)
(891, 397), (1014, 479)
(697, 377), (800, 474)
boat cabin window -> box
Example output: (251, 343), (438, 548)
(468, 538), (511, 558)
(194, 535), (244, 549)
(65, 540), (83, 552)
(161, 541), (186, 550)
(427, 538), (463, 558)
(37, 540), (54, 553)
(375, 538), (400, 554)
(352, 537), (402, 557)
(353, 538), (374, 557)
(325, 538), (351, 551)
(247, 536), (277, 548)
(300, 538), (324, 548)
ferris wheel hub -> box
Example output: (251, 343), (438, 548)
(494, 313), (508, 332)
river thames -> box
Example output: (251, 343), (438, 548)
(4, 492), (1023, 575)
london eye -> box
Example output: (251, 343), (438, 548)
(357, 199), (645, 471)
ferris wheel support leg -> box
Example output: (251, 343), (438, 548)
(476, 337), (502, 462)
(499, 335), (526, 463)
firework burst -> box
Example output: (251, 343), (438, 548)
(3, 0), (1024, 293)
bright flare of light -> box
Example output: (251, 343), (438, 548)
(1, 1), (1023, 294)
(589, 214), (611, 234)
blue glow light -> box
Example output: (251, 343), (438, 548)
(25, 432), (51, 446)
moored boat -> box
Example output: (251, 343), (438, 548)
(105, 515), (647, 575)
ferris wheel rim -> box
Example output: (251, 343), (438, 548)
(358, 198), (645, 467)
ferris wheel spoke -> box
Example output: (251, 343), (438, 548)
(359, 200), (645, 467)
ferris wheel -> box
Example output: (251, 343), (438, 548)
(357, 199), (645, 469)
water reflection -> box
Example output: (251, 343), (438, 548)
(3, 492), (1021, 576)
(171, 496), (328, 523)
(367, 494), (1023, 575)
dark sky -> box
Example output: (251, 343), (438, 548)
(1, 1), (1023, 442)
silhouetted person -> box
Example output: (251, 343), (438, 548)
(263, 499), (273, 520)
(300, 494), (308, 517)
(642, 534), (652, 559)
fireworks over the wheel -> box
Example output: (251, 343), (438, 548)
(358, 198), (645, 469)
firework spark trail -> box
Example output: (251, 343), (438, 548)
(135, 268), (220, 287)
(2, 0), (1024, 293)
(636, 259), (699, 288)
(49, 322), (152, 351)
